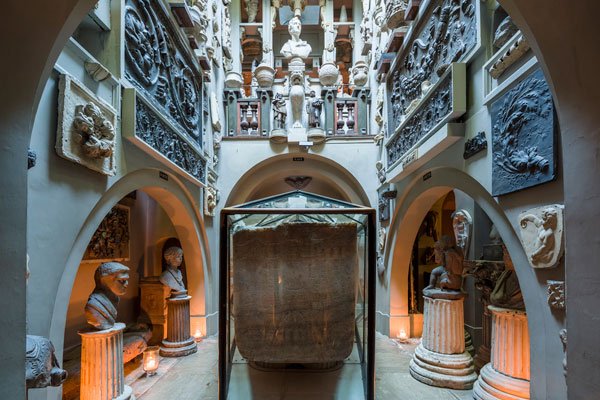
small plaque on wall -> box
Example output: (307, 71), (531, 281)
(82, 205), (130, 263)
(491, 68), (557, 196)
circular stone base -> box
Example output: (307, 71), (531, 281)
(473, 363), (530, 400)
(160, 337), (197, 357)
(409, 343), (478, 390)
(114, 385), (134, 400)
(270, 130), (287, 143)
(307, 128), (325, 143)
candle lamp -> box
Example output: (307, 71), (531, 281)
(143, 346), (160, 376)
(193, 329), (203, 342)
(397, 328), (409, 343)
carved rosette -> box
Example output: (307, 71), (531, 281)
(518, 204), (564, 269)
(124, 0), (202, 144)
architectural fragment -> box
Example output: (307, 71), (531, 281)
(451, 209), (472, 255)
(26, 335), (67, 389)
(56, 74), (117, 176)
(83, 205), (130, 262)
(547, 280), (565, 310)
(491, 68), (556, 195)
(518, 204), (564, 269)
(463, 131), (487, 159)
(204, 185), (218, 216)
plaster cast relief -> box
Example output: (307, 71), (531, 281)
(85, 262), (130, 330)
(84, 61), (111, 82)
(451, 209), (472, 255)
(376, 160), (386, 183)
(244, 0), (259, 22)
(26, 336), (67, 389)
(56, 74), (117, 176)
(518, 204), (564, 269)
(124, 0), (202, 142)
(210, 92), (222, 132)
(204, 185), (218, 216)
(83, 205), (130, 262)
(547, 280), (565, 310)
(489, 34), (530, 79)
(385, 0), (407, 30)
(28, 148), (37, 169)
(491, 68), (556, 195)
(560, 328), (567, 376)
(463, 131), (487, 159)
(272, 92), (288, 131)
(284, 176), (312, 190)
(378, 227), (386, 253)
(493, 16), (518, 50)
(387, 0), (477, 132)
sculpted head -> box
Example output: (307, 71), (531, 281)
(164, 246), (184, 268)
(288, 16), (302, 38)
(94, 262), (129, 296)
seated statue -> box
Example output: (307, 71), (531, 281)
(423, 236), (464, 299)
(490, 246), (525, 310)
(280, 16), (312, 60)
(159, 246), (187, 298)
(84, 262), (130, 330)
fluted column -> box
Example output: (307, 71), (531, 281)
(473, 306), (530, 399)
(79, 323), (133, 400)
(160, 295), (197, 357)
(410, 295), (478, 390)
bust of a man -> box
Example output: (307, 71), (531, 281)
(85, 262), (130, 330)
(280, 16), (312, 59)
(159, 246), (187, 297)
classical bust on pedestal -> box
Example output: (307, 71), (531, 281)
(280, 16), (312, 60)
(85, 262), (130, 330)
(423, 236), (464, 299)
(159, 246), (187, 298)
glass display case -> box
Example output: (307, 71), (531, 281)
(219, 191), (376, 400)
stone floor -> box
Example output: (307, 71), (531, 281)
(130, 333), (473, 400)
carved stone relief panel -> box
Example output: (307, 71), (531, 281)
(134, 99), (207, 184)
(518, 204), (564, 269)
(491, 68), (556, 196)
(204, 185), (217, 217)
(386, 0), (478, 134)
(83, 205), (130, 262)
(547, 280), (565, 310)
(463, 131), (487, 159)
(124, 0), (202, 145)
(56, 74), (117, 176)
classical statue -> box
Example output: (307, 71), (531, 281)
(306, 90), (324, 128)
(490, 246), (525, 310)
(159, 246), (187, 297)
(423, 236), (464, 298)
(84, 262), (130, 330)
(272, 93), (287, 130)
(280, 16), (312, 59)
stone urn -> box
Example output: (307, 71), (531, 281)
(254, 63), (276, 88)
(352, 60), (369, 87)
(319, 62), (339, 86)
(225, 71), (243, 89)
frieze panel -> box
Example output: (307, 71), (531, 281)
(83, 205), (130, 263)
(124, 0), (202, 145)
(135, 100), (206, 184)
(491, 68), (556, 195)
(386, 73), (452, 167)
(387, 0), (478, 134)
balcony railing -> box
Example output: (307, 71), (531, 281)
(236, 99), (262, 137)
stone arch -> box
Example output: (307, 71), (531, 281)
(225, 153), (371, 206)
(383, 166), (562, 399)
(49, 168), (212, 357)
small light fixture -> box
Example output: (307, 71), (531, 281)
(143, 346), (160, 376)
(193, 329), (203, 342)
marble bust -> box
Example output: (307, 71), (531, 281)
(84, 262), (130, 330)
(423, 236), (464, 299)
(280, 16), (312, 60)
(159, 246), (187, 297)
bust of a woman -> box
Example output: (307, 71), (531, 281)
(280, 16), (312, 59)
(159, 246), (187, 298)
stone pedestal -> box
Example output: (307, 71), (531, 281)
(79, 323), (133, 400)
(160, 295), (197, 357)
(474, 303), (492, 371)
(139, 277), (171, 345)
(409, 295), (477, 390)
(473, 306), (530, 399)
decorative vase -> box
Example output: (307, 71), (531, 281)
(319, 62), (339, 87)
(254, 63), (276, 88)
(225, 71), (243, 89)
(352, 60), (369, 87)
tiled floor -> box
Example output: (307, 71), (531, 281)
(132, 334), (473, 400)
